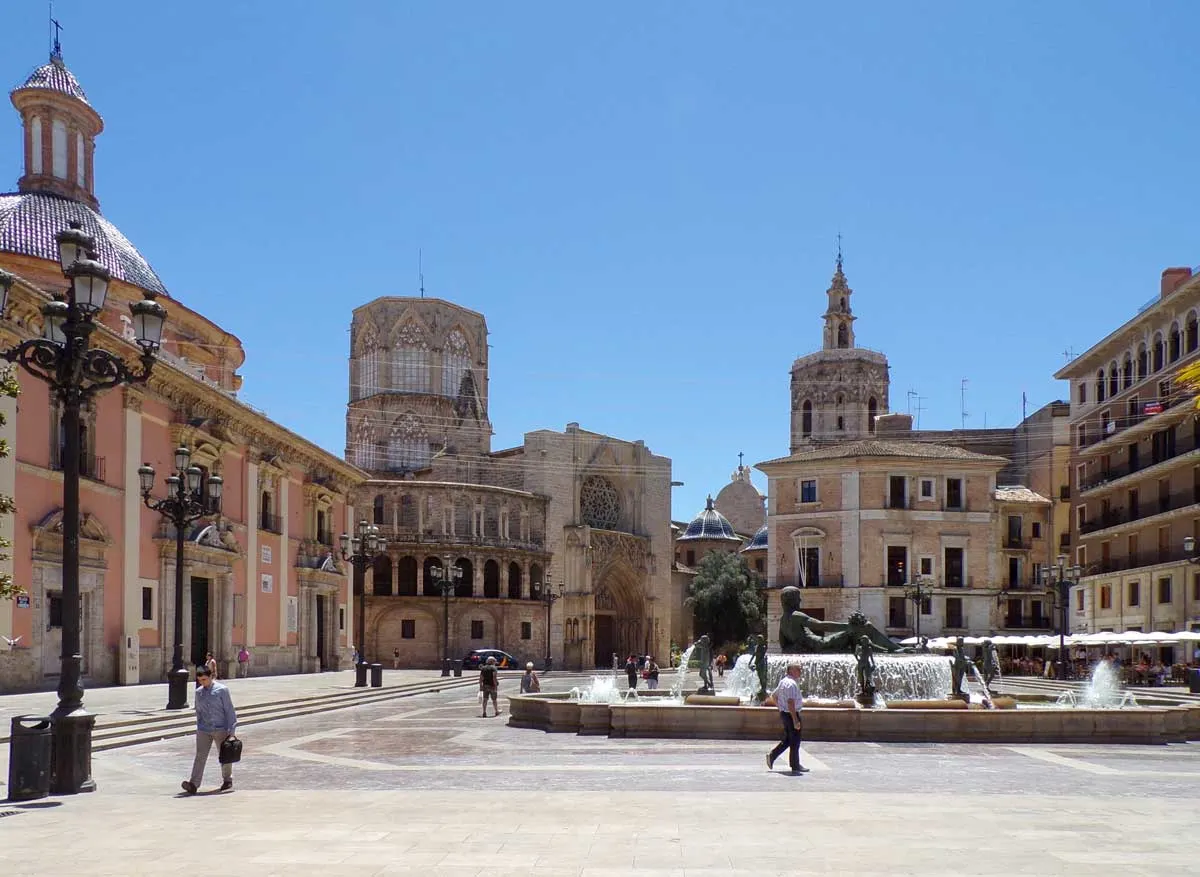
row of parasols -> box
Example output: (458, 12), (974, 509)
(900, 630), (1200, 651)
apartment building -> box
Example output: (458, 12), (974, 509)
(1056, 267), (1200, 643)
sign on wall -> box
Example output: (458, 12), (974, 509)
(287, 596), (298, 634)
(261, 545), (272, 564)
(261, 574), (273, 594)
(15, 594), (29, 609)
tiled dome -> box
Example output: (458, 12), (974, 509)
(741, 524), (768, 552)
(677, 496), (741, 542)
(17, 55), (91, 106)
(0, 192), (168, 296)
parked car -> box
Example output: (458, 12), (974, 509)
(463, 649), (522, 670)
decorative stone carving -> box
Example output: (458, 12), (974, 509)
(580, 475), (620, 530)
(590, 529), (649, 574)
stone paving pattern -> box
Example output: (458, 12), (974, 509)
(1, 672), (1198, 875)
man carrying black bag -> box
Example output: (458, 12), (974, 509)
(182, 665), (238, 794)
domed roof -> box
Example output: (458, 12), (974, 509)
(741, 524), (768, 552)
(677, 496), (741, 542)
(0, 192), (168, 296)
(17, 55), (91, 106)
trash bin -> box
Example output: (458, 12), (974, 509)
(453, 660), (463, 678)
(7, 716), (52, 802)
(354, 662), (368, 687)
(369, 662), (383, 688)
(440, 658), (451, 677)
(1189, 668), (1200, 695)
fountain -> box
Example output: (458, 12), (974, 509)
(722, 652), (951, 703)
(1055, 659), (1139, 709)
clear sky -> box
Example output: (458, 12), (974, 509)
(4, 2), (1199, 521)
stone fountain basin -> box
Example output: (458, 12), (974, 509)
(508, 692), (1200, 745)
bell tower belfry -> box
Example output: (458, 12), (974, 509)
(821, 251), (855, 351)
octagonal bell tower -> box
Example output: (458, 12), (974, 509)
(789, 255), (889, 451)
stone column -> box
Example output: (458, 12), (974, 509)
(245, 462), (259, 647)
(220, 573), (235, 675)
(119, 390), (143, 684)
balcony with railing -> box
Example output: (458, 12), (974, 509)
(1003, 537), (1033, 550)
(1003, 615), (1054, 630)
(375, 527), (546, 553)
(259, 513), (283, 534)
(1092, 545), (1195, 575)
(1079, 488), (1200, 537)
(51, 452), (105, 483)
(1079, 431), (1200, 493)
(1079, 392), (1192, 452)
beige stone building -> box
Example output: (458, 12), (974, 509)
(345, 297), (673, 670)
(1056, 266), (1200, 646)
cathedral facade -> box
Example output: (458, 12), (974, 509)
(346, 297), (673, 670)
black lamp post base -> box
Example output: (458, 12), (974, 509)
(165, 667), (191, 710)
(48, 707), (96, 795)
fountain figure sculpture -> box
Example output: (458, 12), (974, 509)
(981, 639), (1000, 690)
(950, 637), (971, 700)
(854, 635), (877, 705)
(694, 635), (715, 695)
(778, 586), (909, 653)
(749, 634), (769, 702)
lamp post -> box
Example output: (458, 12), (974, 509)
(339, 520), (381, 687)
(433, 555), (463, 676)
(1040, 554), (1082, 681)
(541, 572), (560, 673)
(903, 574), (933, 642)
(0, 224), (166, 795)
(138, 449), (222, 710)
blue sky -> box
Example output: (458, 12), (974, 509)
(4, 2), (1200, 520)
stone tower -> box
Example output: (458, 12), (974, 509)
(789, 256), (890, 451)
(346, 297), (492, 474)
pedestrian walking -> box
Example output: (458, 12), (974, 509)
(479, 656), (500, 717)
(204, 651), (218, 680)
(645, 656), (660, 690)
(236, 646), (250, 678)
(181, 665), (238, 794)
(392, 647), (400, 670)
(520, 661), (541, 693)
(625, 654), (638, 690)
(766, 660), (808, 775)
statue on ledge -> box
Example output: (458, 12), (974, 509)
(777, 586), (908, 654)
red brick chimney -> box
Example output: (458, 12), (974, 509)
(1161, 267), (1192, 298)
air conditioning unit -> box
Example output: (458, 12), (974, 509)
(1105, 421), (1116, 435)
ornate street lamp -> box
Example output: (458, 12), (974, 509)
(432, 556), (463, 676)
(903, 574), (933, 642)
(339, 520), (381, 687)
(138, 448), (222, 710)
(1040, 555), (1082, 681)
(0, 223), (166, 795)
(541, 572), (561, 673)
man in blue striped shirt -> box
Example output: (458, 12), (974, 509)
(181, 665), (238, 794)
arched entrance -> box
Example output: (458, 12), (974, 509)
(591, 564), (645, 668)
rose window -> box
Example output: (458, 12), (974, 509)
(580, 475), (620, 530)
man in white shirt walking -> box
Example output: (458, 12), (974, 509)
(767, 661), (808, 774)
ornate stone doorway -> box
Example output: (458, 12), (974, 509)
(592, 564), (644, 668)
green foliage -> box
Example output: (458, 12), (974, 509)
(685, 551), (765, 648)
(0, 366), (19, 600)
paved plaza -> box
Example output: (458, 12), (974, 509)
(1, 673), (1199, 876)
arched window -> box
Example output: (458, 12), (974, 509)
(30, 116), (42, 174)
(1096, 369), (1106, 402)
(422, 557), (441, 596)
(75, 132), (85, 187)
(1122, 355), (1133, 390)
(1169, 323), (1182, 362)
(353, 420), (377, 470)
(51, 118), (67, 179)
(1108, 363), (1118, 398)
(396, 556), (418, 596)
(387, 413), (429, 471)
(1137, 343), (1148, 380)
(508, 562), (522, 599)
(441, 329), (471, 396)
(373, 494), (385, 525)
(391, 323), (430, 392)
(1188, 314), (1199, 353)
(801, 400), (813, 438)
(530, 564), (543, 601)
(836, 324), (849, 348)
(868, 397), (878, 433)
(454, 558), (473, 598)
(372, 555), (393, 596)
(1077, 381), (1087, 404)
(358, 347), (381, 399)
(1153, 333), (1165, 371)
(483, 559), (500, 598)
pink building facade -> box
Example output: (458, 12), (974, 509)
(0, 51), (363, 691)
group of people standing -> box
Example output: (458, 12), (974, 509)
(622, 653), (661, 690)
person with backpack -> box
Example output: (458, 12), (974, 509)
(520, 662), (541, 693)
(479, 656), (500, 717)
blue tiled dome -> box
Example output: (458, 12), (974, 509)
(678, 496), (741, 542)
(741, 524), (768, 552)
